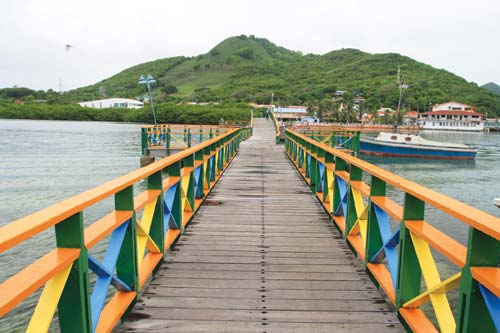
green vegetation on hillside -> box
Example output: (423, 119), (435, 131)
(481, 82), (500, 96)
(0, 102), (251, 124)
(62, 35), (500, 116)
(4, 35), (500, 117)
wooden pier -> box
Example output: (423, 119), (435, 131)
(119, 119), (404, 332)
(2, 118), (499, 333)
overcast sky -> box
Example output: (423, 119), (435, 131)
(1, 0), (498, 91)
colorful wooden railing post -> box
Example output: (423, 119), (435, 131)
(365, 176), (386, 267)
(199, 126), (203, 144)
(194, 149), (205, 201)
(54, 213), (92, 333)
(396, 194), (425, 328)
(166, 126), (171, 155)
(187, 129), (192, 148)
(114, 185), (138, 302)
(353, 131), (360, 157)
(168, 161), (183, 234)
(148, 170), (165, 255)
(284, 128), (500, 333)
(183, 153), (195, 228)
(141, 128), (148, 155)
(457, 227), (500, 332)
(345, 164), (362, 238)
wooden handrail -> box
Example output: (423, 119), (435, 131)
(287, 129), (500, 239)
(0, 129), (239, 253)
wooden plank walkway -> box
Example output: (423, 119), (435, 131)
(119, 119), (405, 332)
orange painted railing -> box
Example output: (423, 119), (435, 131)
(0, 127), (250, 333)
(285, 129), (500, 333)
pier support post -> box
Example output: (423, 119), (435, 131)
(55, 212), (92, 333)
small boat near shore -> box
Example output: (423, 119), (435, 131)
(495, 198), (500, 208)
(360, 132), (478, 160)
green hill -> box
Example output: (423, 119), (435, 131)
(67, 35), (500, 116)
(481, 82), (500, 95)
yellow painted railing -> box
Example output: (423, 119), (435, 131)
(271, 111), (281, 143)
(0, 127), (251, 333)
(285, 129), (500, 333)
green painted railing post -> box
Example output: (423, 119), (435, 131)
(141, 128), (148, 155)
(345, 165), (362, 235)
(209, 128), (213, 139)
(195, 150), (204, 199)
(365, 176), (386, 265)
(147, 171), (165, 255)
(168, 161), (183, 233)
(457, 228), (499, 332)
(210, 142), (217, 182)
(187, 129), (192, 148)
(314, 147), (325, 193)
(323, 151), (334, 203)
(333, 158), (347, 221)
(396, 194), (424, 315)
(199, 126), (203, 144)
(216, 127), (220, 137)
(309, 145), (318, 190)
(353, 131), (360, 157)
(166, 126), (171, 156)
(203, 144), (211, 193)
(114, 186), (139, 319)
(55, 212), (92, 333)
(183, 155), (195, 214)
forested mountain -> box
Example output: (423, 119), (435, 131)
(62, 35), (500, 116)
(481, 82), (500, 96)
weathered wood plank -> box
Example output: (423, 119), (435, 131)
(118, 119), (404, 332)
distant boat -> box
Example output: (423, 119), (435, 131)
(495, 198), (500, 208)
(360, 132), (478, 160)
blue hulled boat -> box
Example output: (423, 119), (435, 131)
(360, 132), (477, 160)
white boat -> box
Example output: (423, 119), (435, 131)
(360, 132), (478, 160)
(495, 198), (500, 208)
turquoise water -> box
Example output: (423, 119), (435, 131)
(0, 120), (498, 331)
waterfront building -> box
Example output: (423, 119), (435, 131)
(78, 98), (144, 109)
(418, 101), (484, 131)
(272, 106), (307, 122)
(403, 111), (418, 126)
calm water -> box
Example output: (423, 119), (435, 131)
(0, 120), (498, 331)
(363, 130), (499, 243)
(0, 120), (142, 332)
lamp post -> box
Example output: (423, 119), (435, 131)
(139, 74), (157, 125)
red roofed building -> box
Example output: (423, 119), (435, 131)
(418, 101), (485, 131)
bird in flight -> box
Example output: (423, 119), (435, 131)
(65, 44), (73, 51)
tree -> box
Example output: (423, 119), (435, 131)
(161, 85), (178, 95)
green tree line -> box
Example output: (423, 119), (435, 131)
(0, 102), (251, 124)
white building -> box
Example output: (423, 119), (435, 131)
(272, 106), (308, 122)
(78, 98), (144, 109)
(418, 101), (484, 131)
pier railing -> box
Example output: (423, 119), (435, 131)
(142, 117), (254, 155)
(141, 125), (228, 155)
(293, 128), (360, 156)
(285, 129), (500, 333)
(270, 111), (281, 143)
(0, 127), (250, 333)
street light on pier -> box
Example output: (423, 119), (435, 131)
(139, 74), (157, 125)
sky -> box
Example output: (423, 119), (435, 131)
(1, 0), (499, 91)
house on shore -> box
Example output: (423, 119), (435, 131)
(418, 101), (484, 131)
(272, 106), (308, 123)
(78, 98), (143, 109)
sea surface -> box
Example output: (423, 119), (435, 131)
(0, 120), (498, 331)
